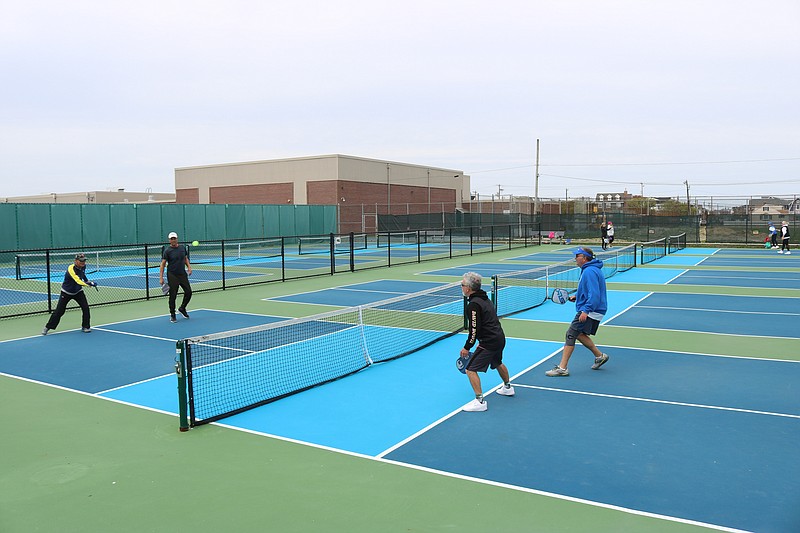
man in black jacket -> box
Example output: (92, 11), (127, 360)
(460, 271), (514, 412)
(42, 253), (98, 335)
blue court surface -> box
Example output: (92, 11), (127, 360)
(668, 268), (800, 290)
(0, 288), (58, 305)
(2, 301), (799, 531)
(385, 347), (800, 533)
(605, 292), (800, 338)
(0, 310), (287, 393)
(422, 262), (540, 277)
(510, 290), (650, 324)
(266, 279), (448, 306)
(697, 255), (800, 267)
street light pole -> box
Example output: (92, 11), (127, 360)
(386, 164), (391, 214)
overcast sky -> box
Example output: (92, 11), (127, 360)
(2, 0), (798, 201)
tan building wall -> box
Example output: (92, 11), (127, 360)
(174, 154), (469, 207)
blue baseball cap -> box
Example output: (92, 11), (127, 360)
(572, 247), (593, 258)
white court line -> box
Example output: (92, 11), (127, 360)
(602, 292), (652, 324)
(635, 305), (800, 316)
(664, 269), (689, 284)
(604, 322), (794, 340)
(514, 384), (800, 419)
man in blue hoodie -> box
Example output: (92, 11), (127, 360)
(546, 247), (609, 376)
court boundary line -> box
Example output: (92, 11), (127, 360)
(514, 384), (800, 419)
(603, 320), (798, 340)
(0, 342), (771, 533)
(376, 346), (564, 459)
(601, 291), (652, 323)
(207, 419), (744, 532)
(566, 342), (800, 364)
(636, 304), (800, 316)
(664, 269), (689, 284)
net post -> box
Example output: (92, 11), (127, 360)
(491, 275), (498, 311)
(144, 245), (150, 297)
(221, 239), (227, 289)
(349, 232), (355, 272)
(46, 250), (53, 312)
(176, 340), (190, 432)
(280, 237), (286, 281)
(463, 295), (469, 330)
(329, 233), (335, 275)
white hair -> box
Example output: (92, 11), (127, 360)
(462, 272), (482, 290)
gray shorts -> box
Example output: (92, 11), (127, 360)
(565, 313), (600, 346)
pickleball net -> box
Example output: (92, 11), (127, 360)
(180, 282), (466, 427)
(492, 244), (637, 317)
(177, 241), (647, 429)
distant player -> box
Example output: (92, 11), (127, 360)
(778, 221), (791, 254)
(769, 223), (778, 249)
(606, 221), (615, 248)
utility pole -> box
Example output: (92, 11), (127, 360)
(684, 180), (690, 215)
(534, 138), (540, 215)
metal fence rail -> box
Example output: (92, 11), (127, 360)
(0, 223), (542, 320)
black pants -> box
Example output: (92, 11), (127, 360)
(168, 272), (192, 314)
(46, 290), (90, 330)
(781, 237), (790, 252)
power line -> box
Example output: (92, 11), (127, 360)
(542, 157), (800, 167)
(467, 156), (800, 175)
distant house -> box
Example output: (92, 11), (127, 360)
(747, 197), (794, 222)
(595, 190), (633, 212)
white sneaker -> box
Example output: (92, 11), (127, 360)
(786, 251), (791, 255)
(777, 250), (783, 254)
(463, 398), (488, 412)
(496, 384), (515, 396)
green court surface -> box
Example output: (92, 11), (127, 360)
(2, 245), (798, 533)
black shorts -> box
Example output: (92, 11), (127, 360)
(466, 345), (504, 373)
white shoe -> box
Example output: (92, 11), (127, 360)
(463, 398), (488, 412)
(786, 251), (791, 255)
(496, 384), (515, 396)
(777, 250), (783, 254)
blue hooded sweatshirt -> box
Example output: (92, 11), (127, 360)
(574, 258), (607, 318)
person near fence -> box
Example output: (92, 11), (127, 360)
(159, 232), (193, 322)
(460, 271), (514, 411)
(600, 222), (609, 250)
(778, 221), (791, 254)
(769, 222), (778, 249)
(606, 221), (615, 248)
(546, 247), (609, 377)
(42, 253), (97, 335)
